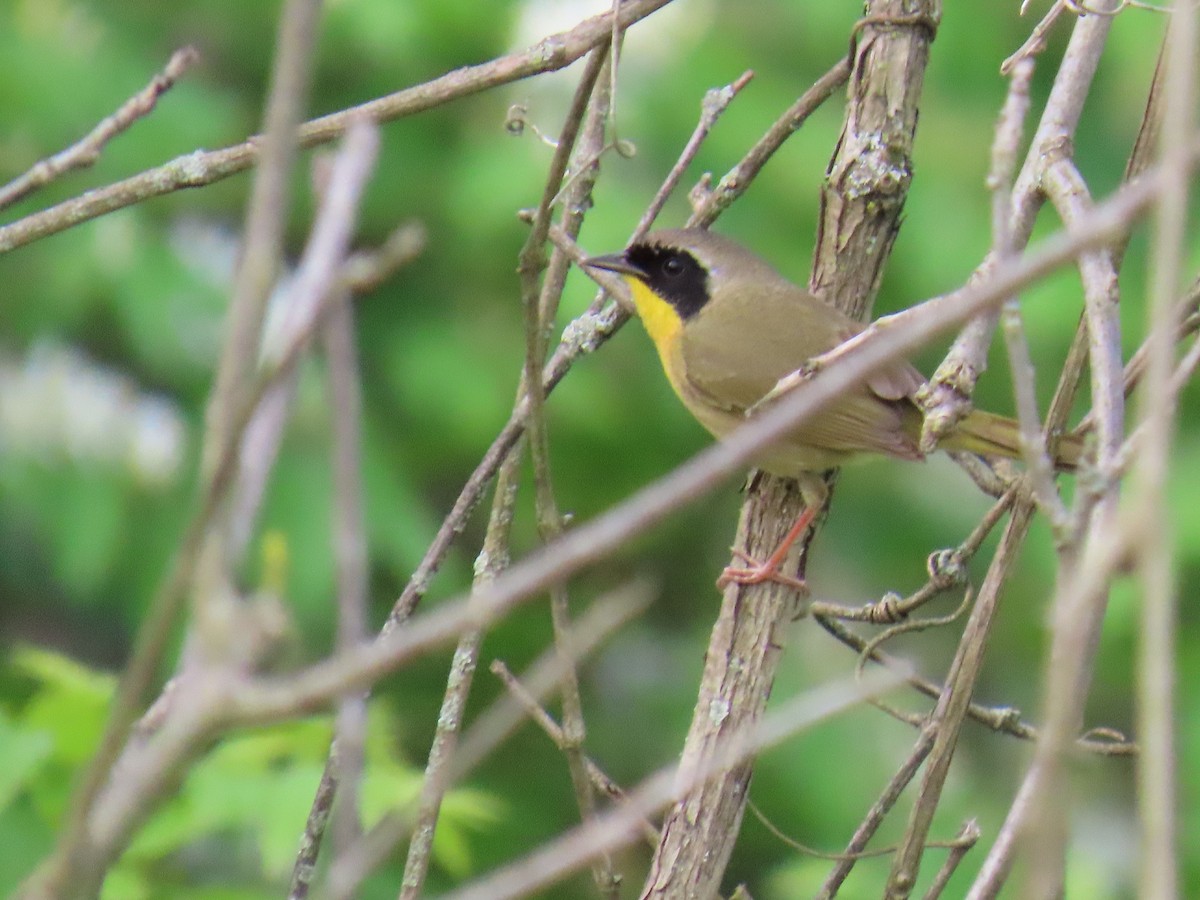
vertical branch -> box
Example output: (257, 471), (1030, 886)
(641, 476), (808, 900)
(214, 120), (380, 594)
(392, 443), (524, 900)
(1132, 3), (1192, 897)
(28, 4), (327, 896)
(396, 42), (612, 900)
(287, 225), (426, 900)
(643, 9), (940, 896)
(1042, 159), (1125, 491)
(816, 724), (935, 897)
(922, 1), (1118, 446)
(517, 43), (618, 899)
(885, 500), (1036, 898)
(809, 3), (938, 318)
(999, 305), (1070, 525)
(990, 60), (1071, 530)
(322, 284), (370, 861)
(203, 0), (323, 481)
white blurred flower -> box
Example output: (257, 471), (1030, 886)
(0, 342), (186, 486)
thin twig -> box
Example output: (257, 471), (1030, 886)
(223, 121), (381, 568)
(1130, 2), (1191, 896)
(326, 586), (652, 896)
(27, 7), (323, 895)
(1002, 1), (1069, 75)
(817, 725), (935, 898)
(517, 44), (618, 898)
(443, 670), (905, 900)
(390, 443), (523, 900)
(885, 497), (1037, 897)
(0, 0), (676, 255)
(691, 56), (851, 228)
(999, 301), (1071, 530)
(639, 70), (754, 230)
(0, 46), (201, 210)
(491, 660), (660, 847)
(322, 283), (370, 864)
(811, 487), (1015, 626)
(989, 61), (1070, 530)
(1041, 158), (1124, 481)
(202, 0), (321, 484)
(748, 799), (975, 862)
(813, 613), (1136, 755)
(921, 821), (982, 900)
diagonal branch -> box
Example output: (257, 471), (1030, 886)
(0, 0), (675, 255)
(0, 46), (201, 210)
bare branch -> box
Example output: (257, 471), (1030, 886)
(689, 57), (851, 228)
(22, 114), (381, 899)
(202, 0), (323, 486)
(444, 669), (905, 900)
(644, 4), (940, 895)
(520, 43), (622, 898)
(1130, 3), (1192, 896)
(389, 448), (522, 900)
(886, 496), (1038, 896)
(325, 586), (651, 897)
(814, 613), (1136, 756)
(322, 287), (370, 862)
(0, 0), (676, 255)
(490, 660), (660, 847)
(1002, 1), (1071, 75)
(0, 46), (201, 210)
(922, 821), (983, 900)
(223, 121), (380, 567)
(26, 6), (325, 894)
(818, 727), (934, 897)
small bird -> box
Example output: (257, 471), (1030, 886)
(584, 228), (1081, 588)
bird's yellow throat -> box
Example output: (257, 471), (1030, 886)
(623, 275), (683, 359)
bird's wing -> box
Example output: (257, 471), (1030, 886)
(679, 285), (925, 458)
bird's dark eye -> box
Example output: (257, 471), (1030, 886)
(662, 256), (685, 277)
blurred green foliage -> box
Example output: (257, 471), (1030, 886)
(0, 646), (498, 898)
(0, 0), (1195, 897)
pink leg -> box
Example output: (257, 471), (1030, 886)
(716, 505), (817, 591)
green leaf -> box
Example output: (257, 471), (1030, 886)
(257, 765), (329, 880)
(12, 646), (113, 767)
(0, 711), (54, 814)
(98, 863), (151, 900)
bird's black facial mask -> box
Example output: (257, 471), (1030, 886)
(625, 244), (711, 320)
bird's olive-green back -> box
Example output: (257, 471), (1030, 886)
(649, 229), (927, 465)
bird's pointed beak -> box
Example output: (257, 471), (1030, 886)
(582, 251), (642, 278)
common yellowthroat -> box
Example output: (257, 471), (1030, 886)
(584, 228), (1081, 586)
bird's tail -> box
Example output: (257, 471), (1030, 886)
(942, 409), (1083, 473)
